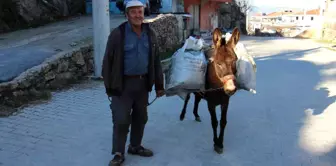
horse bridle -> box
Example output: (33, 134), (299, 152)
(211, 59), (236, 85)
(221, 74), (236, 85)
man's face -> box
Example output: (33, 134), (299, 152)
(126, 6), (144, 26)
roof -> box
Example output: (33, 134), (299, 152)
(266, 9), (321, 17)
(267, 11), (295, 17)
(253, 13), (263, 16)
(267, 12), (283, 17)
(293, 9), (320, 15)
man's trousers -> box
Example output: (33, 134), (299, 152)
(109, 76), (149, 154)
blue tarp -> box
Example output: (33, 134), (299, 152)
(85, 0), (122, 14)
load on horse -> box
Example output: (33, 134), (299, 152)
(164, 27), (257, 154)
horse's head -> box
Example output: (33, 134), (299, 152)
(209, 27), (240, 96)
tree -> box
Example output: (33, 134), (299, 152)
(233, 0), (252, 15)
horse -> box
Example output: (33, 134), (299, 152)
(179, 27), (240, 154)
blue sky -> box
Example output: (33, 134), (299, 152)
(250, 0), (322, 13)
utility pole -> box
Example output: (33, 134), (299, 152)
(92, 0), (110, 78)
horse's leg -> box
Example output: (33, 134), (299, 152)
(193, 93), (202, 122)
(216, 97), (229, 154)
(207, 103), (219, 152)
(180, 93), (191, 121)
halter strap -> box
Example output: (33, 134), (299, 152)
(221, 75), (235, 84)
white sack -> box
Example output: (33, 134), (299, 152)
(165, 37), (208, 97)
(234, 42), (257, 94)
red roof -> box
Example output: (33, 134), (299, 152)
(288, 9), (320, 15)
(267, 9), (320, 17)
(267, 12), (287, 17)
(306, 9), (320, 15)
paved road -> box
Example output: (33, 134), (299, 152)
(0, 15), (127, 83)
(0, 36), (335, 166)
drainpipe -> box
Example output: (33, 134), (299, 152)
(92, 0), (110, 78)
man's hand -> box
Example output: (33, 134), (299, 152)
(156, 90), (165, 98)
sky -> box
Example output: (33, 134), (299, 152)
(250, 0), (322, 13)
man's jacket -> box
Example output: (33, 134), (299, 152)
(102, 21), (164, 96)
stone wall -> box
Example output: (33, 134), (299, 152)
(0, 0), (85, 33)
(145, 14), (182, 53)
(322, 18), (336, 42)
(322, 28), (336, 42)
(0, 14), (182, 114)
(0, 45), (94, 109)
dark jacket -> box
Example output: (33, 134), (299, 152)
(102, 21), (164, 96)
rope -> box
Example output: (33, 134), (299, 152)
(147, 96), (158, 106)
(146, 86), (226, 106)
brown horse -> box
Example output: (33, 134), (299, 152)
(179, 27), (240, 154)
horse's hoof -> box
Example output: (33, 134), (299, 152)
(195, 117), (201, 122)
(180, 114), (185, 121)
(214, 145), (223, 154)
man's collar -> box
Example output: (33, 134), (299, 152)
(126, 21), (147, 32)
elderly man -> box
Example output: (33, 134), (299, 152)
(102, 0), (164, 165)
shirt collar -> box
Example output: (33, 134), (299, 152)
(126, 21), (146, 33)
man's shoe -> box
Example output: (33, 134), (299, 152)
(109, 154), (125, 166)
(127, 145), (153, 157)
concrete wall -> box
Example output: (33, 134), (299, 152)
(322, 0), (336, 42)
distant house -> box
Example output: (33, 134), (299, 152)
(260, 9), (322, 27)
(291, 9), (322, 26)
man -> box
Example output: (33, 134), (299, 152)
(102, 0), (165, 165)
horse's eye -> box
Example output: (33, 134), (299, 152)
(232, 61), (237, 72)
(232, 61), (236, 68)
(215, 63), (224, 69)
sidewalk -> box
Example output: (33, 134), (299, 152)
(0, 80), (213, 166)
(0, 15), (127, 83)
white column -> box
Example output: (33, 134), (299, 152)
(92, 0), (110, 78)
(246, 10), (249, 34)
(317, 1), (325, 39)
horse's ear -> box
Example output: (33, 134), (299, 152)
(227, 27), (240, 47)
(212, 28), (223, 49)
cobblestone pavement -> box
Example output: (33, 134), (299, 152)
(1, 37), (336, 166)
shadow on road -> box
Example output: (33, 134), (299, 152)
(319, 147), (336, 163)
(211, 47), (336, 165)
(254, 47), (335, 115)
(240, 35), (312, 42)
(147, 46), (336, 165)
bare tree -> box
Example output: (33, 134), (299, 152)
(233, 0), (252, 15)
